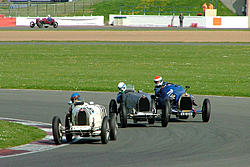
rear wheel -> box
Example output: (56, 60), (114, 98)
(120, 102), (127, 128)
(101, 116), (110, 144)
(148, 117), (155, 124)
(202, 98), (211, 122)
(109, 114), (118, 141)
(179, 115), (189, 119)
(133, 119), (137, 123)
(52, 116), (63, 145)
(65, 114), (72, 142)
(109, 99), (117, 117)
(161, 99), (170, 127)
(37, 22), (43, 28)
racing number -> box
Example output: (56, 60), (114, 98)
(167, 89), (173, 97)
(84, 107), (94, 113)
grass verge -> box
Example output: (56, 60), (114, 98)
(0, 120), (46, 149)
(93, 0), (236, 23)
(0, 43), (249, 97)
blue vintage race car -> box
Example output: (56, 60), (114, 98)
(155, 84), (211, 122)
(109, 85), (169, 128)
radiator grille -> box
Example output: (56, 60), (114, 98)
(77, 111), (89, 125)
(138, 96), (150, 112)
(180, 97), (192, 110)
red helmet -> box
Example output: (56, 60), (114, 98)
(154, 76), (163, 86)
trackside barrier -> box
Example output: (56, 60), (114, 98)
(16, 16), (104, 26)
(109, 15), (206, 27)
(0, 16), (16, 27)
(206, 16), (248, 28)
(109, 14), (249, 28)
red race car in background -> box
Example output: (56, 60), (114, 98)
(30, 17), (58, 28)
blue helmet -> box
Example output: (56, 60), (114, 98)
(71, 93), (81, 102)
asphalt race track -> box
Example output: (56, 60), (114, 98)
(0, 89), (250, 167)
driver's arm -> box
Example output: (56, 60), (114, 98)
(117, 93), (122, 103)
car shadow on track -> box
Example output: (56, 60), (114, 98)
(116, 118), (204, 128)
(169, 118), (204, 123)
(70, 138), (102, 145)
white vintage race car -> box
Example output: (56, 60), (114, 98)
(52, 101), (118, 145)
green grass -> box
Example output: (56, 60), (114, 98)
(0, 0), (235, 21)
(0, 43), (249, 97)
(92, 0), (236, 22)
(0, 120), (46, 149)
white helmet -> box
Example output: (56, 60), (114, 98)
(118, 82), (126, 91)
(48, 15), (51, 17)
(154, 76), (163, 86)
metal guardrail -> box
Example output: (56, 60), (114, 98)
(119, 5), (205, 16)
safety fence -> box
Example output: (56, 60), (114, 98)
(119, 5), (205, 16)
(0, 0), (101, 17)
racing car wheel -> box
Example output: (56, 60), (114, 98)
(52, 116), (63, 145)
(202, 98), (211, 122)
(161, 99), (170, 127)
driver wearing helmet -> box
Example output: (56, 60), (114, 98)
(68, 93), (81, 115)
(70, 92), (81, 103)
(154, 76), (167, 97)
(116, 82), (126, 103)
(47, 15), (52, 22)
(153, 76), (198, 106)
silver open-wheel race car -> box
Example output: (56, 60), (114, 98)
(109, 85), (170, 128)
(52, 101), (118, 145)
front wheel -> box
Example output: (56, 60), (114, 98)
(53, 22), (58, 28)
(109, 114), (118, 141)
(52, 116), (63, 145)
(202, 98), (211, 122)
(65, 114), (72, 142)
(101, 116), (110, 144)
(161, 99), (170, 127)
(120, 103), (127, 128)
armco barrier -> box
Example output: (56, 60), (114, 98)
(0, 16), (16, 27)
(16, 16), (104, 26)
(109, 15), (206, 27)
(109, 14), (249, 28)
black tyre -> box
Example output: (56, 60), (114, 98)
(52, 116), (63, 145)
(120, 102), (127, 128)
(202, 98), (211, 122)
(161, 99), (170, 127)
(53, 22), (58, 28)
(101, 116), (110, 144)
(109, 99), (117, 117)
(65, 114), (72, 142)
(109, 114), (118, 141)
(148, 117), (155, 124)
(30, 21), (35, 28)
(37, 22), (43, 28)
